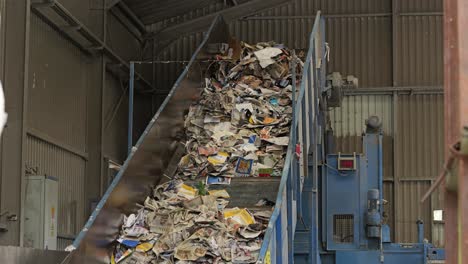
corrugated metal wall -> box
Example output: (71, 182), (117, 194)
(395, 15), (443, 86)
(25, 136), (86, 250)
(148, 0), (445, 246)
(0, 0), (151, 247)
(28, 14), (88, 152)
(152, 0), (442, 90)
(395, 94), (444, 244)
(26, 13), (88, 250)
(14, 1), (144, 248)
(396, 95), (444, 181)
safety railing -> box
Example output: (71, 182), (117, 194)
(257, 11), (325, 264)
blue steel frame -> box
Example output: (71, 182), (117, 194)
(322, 132), (445, 264)
(256, 11), (325, 264)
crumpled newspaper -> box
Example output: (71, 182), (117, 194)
(111, 41), (302, 263)
(112, 181), (271, 263)
(178, 41), (297, 182)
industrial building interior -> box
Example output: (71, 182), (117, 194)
(0, 0), (466, 263)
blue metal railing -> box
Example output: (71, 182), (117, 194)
(257, 11), (324, 264)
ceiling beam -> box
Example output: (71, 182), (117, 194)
(117, 2), (147, 34)
(109, 7), (143, 42)
(31, 0), (156, 93)
(146, 0), (291, 40)
(107, 2), (147, 42)
(106, 0), (122, 9)
(136, 0), (214, 25)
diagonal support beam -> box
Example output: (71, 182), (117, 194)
(106, 0), (122, 10)
(139, 0), (214, 25)
(31, 0), (156, 93)
(107, 1), (147, 39)
(146, 0), (291, 41)
(117, 2), (147, 34)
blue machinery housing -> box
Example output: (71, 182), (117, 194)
(70, 11), (444, 264)
(256, 12), (445, 264)
(257, 12), (445, 264)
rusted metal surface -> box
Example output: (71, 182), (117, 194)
(459, 0), (468, 261)
(443, 0), (468, 262)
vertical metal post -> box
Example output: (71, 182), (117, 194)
(151, 39), (156, 114)
(128, 62), (135, 155)
(313, 29), (321, 264)
(286, 171), (293, 263)
(417, 220), (424, 244)
(275, 215), (283, 264)
(292, 51), (302, 221)
(19, 0), (32, 247)
(308, 57), (314, 152)
(291, 52), (296, 122)
(100, 58), (106, 195)
(301, 99), (307, 175)
(392, 91), (400, 241)
(443, 0), (466, 262)
(100, 0), (107, 195)
(391, 0), (398, 87)
(378, 135), (383, 209)
(287, 51), (296, 264)
(390, 2), (400, 242)
(291, 52), (297, 201)
(390, 3), (399, 243)
(308, 49), (316, 264)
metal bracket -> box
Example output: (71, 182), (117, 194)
(421, 140), (463, 202)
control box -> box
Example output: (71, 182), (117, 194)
(24, 175), (58, 250)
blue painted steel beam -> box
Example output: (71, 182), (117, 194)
(287, 175), (294, 263)
(417, 221), (424, 244)
(378, 134), (383, 210)
(276, 215), (283, 263)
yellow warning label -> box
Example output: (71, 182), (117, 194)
(265, 250), (271, 264)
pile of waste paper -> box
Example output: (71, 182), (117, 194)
(111, 41), (301, 263)
(178, 41), (295, 181)
(112, 181), (272, 263)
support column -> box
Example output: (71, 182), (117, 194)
(85, 0), (105, 215)
(391, 0), (398, 87)
(0, 0), (30, 246)
(392, 91), (399, 241)
(444, 0), (468, 262)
